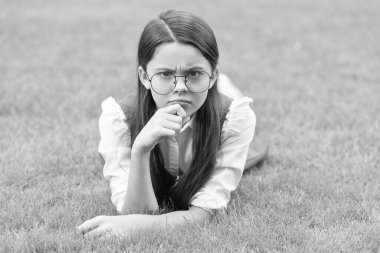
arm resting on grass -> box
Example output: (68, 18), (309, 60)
(77, 206), (211, 238)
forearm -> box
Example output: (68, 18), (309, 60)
(133, 206), (211, 231)
(122, 148), (158, 214)
(157, 206), (211, 227)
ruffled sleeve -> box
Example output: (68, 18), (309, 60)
(98, 97), (131, 213)
(190, 97), (256, 210)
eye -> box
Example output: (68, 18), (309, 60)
(187, 71), (201, 78)
(157, 72), (173, 79)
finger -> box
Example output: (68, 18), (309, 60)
(167, 114), (191, 128)
(174, 105), (186, 118)
(84, 226), (109, 239)
(77, 216), (104, 235)
(161, 121), (182, 132)
(165, 114), (183, 125)
(159, 129), (176, 140)
(163, 104), (186, 118)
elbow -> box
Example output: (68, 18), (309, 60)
(188, 206), (214, 223)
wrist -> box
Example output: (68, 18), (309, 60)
(132, 134), (153, 152)
(131, 142), (152, 156)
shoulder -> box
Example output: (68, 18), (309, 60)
(100, 97), (128, 126)
(222, 97), (256, 137)
(99, 97), (131, 142)
(101, 97), (126, 118)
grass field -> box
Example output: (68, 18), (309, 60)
(1, 0), (380, 252)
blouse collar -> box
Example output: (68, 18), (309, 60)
(180, 114), (195, 133)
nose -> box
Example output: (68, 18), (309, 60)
(173, 76), (188, 93)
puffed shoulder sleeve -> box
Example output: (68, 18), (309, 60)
(98, 97), (131, 213)
(190, 97), (256, 210)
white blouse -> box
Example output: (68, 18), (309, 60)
(98, 96), (256, 213)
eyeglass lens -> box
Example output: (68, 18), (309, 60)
(150, 72), (211, 95)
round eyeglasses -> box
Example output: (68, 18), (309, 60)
(147, 71), (212, 95)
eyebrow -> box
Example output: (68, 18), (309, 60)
(154, 65), (207, 72)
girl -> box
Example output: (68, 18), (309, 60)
(77, 10), (265, 238)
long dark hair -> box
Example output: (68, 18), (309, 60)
(124, 10), (229, 210)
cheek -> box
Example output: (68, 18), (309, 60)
(151, 93), (166, 109)
(191, 93), (208, 111)
(197, 93), (208, 105)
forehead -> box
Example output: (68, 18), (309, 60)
(146, 42), (212, 71)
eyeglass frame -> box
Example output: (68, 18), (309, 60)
(147, 70), (214, 95)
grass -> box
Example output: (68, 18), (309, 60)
(1, 0), (380, 251)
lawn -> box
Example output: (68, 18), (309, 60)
(1, 0), (380, 252)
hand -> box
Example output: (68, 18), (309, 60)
(77, 214), (152, 239)
(133, 104), (189, 153)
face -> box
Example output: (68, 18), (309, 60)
(139, 42), (218, 117)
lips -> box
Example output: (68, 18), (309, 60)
(168, 99), (191, 104)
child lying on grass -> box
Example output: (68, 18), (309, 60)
(77, 10), (267, 238)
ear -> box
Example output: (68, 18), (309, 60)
(209, 66), (219, 89)
(138, 66), (151, 90)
